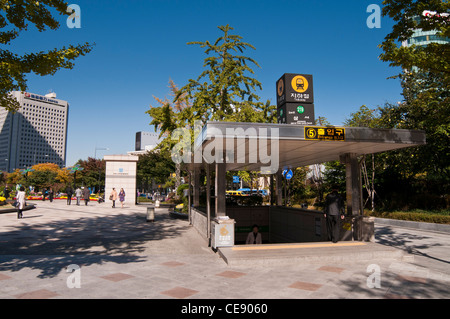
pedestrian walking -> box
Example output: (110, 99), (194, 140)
(119, 188), (126, 208)
(110, 188), (118, 208)
(16, 186), (26, 219)
(324, 185), (345, 243)
(66, 186), (73, 205)
(4, 186), (10, 199)
(48, 188), (54, 202)
(83, 187), (90, 206)
(75, 187), (82, 206)
(42, 188), (47, 201)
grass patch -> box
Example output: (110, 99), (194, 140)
(366, 209), (450, 224)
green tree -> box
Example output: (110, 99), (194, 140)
(147, 26), (277, 194)
(174, 24), (275, 124)
(343, 105), (379, 128)
(375, 0), (450, 209)
(137, 149), (176, 193)
(379, 0), (449, 76)
(76, 157), (106, 192)
(26, 163), (62, 190)
(147, 79), (194, 189)
(1, 0), (94, 111)
(176, 24), (262, 121)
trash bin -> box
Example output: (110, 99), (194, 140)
(211, 217), (235, 249)
(155, 200), (160, 208)
(146, 206), (155, 222)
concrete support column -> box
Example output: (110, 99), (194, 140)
(193, 168), (200, 207)
(341, 153), (362, 216)
(206, 164), (211, 241)
(188, 171), (192, 225)
(215, 163), (226, 217)
(269, 174), (274, 206)
(276, 169), (283, 206)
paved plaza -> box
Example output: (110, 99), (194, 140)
(0, 200), (449, 299)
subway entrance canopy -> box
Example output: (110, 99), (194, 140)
(185, 121), (426, 247)
(190, 122), (426, 172)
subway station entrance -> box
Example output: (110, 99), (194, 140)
(186, 121), (426, 264)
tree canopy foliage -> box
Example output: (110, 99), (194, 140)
(1, 0), (94, 112)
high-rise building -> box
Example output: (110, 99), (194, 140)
(135, 131), (161, 152)
(402, 11), (449, 48)
(0, 91), (69, 172)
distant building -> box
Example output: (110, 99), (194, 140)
(129, 131), (161, 155)
(0, 91), (69, 172)
(402, 11), (449, 48)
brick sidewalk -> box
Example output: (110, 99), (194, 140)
(1, 200), (449, 299)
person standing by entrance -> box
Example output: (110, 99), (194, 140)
(118, 188), (126, 208)
(110, 188), (118, 208)
(246, 224), (262, 245)
(324, 185), (345, 243)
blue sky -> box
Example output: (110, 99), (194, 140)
(13, 0), (403, 166)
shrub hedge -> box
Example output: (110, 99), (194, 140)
(366, 210), (450, 224)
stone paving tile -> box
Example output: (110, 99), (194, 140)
(160, 261), (185, 267)
(317, 266), (345, 274)
(100, 273), (135, 282)
(160, 286), (200, 299)
(15, 289), (59, 299)
(0, 273), (12, 281)
(384, 293), (412, 299)
(288, 281), (323, 291)
(396, 274), (428, 284)
(215, 270), (247, 279)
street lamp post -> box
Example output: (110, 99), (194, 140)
(94, 147), (109, 159)
(94, 147), (109, 195)
(66, 164), (84, 188)
(20, 167), (35, 186)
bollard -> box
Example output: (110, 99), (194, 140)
(146, 206), (155, 222)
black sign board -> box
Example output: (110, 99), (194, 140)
(304, 126), (346, 141)
(277, 103), (315, 126)
(276, 73), (314, 106)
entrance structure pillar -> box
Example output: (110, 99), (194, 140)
(206, 164), (212, 242)
(104, 155), (139, 206)
(215, 163), (226, 217)
(193, 168), (200, 207)
(341, 153), (362, 216)
(275, 169), (283, 206)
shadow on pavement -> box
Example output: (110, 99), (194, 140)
(375, 225), (449, 266)
(336, 268), (450, 299)
(0, 209), (190, 278)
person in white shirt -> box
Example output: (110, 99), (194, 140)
(75, 187), (82, 206)
(16, 186), (26, 219)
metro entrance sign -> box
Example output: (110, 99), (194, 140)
(276, 73), (315, 125)
(278, 103), (315, 125)
(276, 73), (314, 106)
